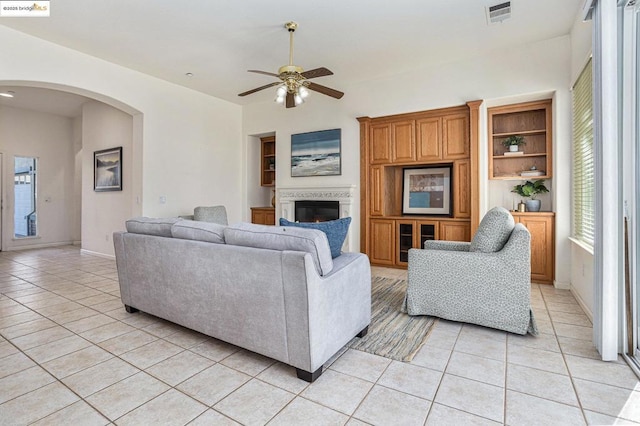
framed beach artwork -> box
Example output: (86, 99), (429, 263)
(291, 129), (341, 177)
(402, 166), (452, 215)
(94, 147), (122, 192)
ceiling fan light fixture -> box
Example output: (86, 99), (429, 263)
(276, 85), (287, 97)
(275, 95), (285, 104)
(299, 86), (309, 99)
(294, 93), (304, 106)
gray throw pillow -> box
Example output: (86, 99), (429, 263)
(125, 217), (182, 237)
(171, 220), (225, 244)
(469, 206), (515, 253)
(224, 222), (333, 276)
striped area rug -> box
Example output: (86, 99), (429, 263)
(349, 276), (437, 362)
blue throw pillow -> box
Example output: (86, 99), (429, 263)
(279, 217), (351, 258)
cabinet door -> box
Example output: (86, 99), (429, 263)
(453, 160), (471, 218)
(369, 219), (396, 265)
(518, 215), (554, 284)
(443, 113), (469, 160)
(265, 210), (275, 226)
(416, 117), (442, 161)
(251, 210), (266, 225)
(439, 221), (471, 242)
(370, 123), (392, 164)
(370, 165), (384, 216)
(391, 120), (416, 163)
(397, 220), (415, 265)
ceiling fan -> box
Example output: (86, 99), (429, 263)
(238, 21), (344, 108)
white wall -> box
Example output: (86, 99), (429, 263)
(0, 106), (76, 250)
(0, 25), (243, 256)
(81, 102), (133, 256)
(570, 11), (594, 316)
(243, 35), (573, 271)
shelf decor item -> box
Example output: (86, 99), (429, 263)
(94, 147), (122, 192)
(511, 179), (549, 212)
(501, 135), (526, 152)
(402, 166), (452, 215)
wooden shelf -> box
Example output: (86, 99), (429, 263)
(260, 136), (276, 187)
(492, 153), (547, 159)
(492, 129), (546, 137)
(488, 100), (552, 181)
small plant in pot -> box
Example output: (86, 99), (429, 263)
(502, 135), (526, 152)
(511, 179), (549, 212)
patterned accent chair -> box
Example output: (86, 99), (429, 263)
(402, 206), (538, 335)
(180, 206), (228, 226)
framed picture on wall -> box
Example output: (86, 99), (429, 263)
(291, 128), (341, 177)
(94, 147), (122, 192)
(402, 165), (452, 215)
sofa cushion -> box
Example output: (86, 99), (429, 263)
(194, 205), (228, 225)
(279, 217), (351, 258)
(171, 220), (225, 244)
(224, 223), (333, 276)
(125, 217), (181, 237)
(470, 206), (515, 253)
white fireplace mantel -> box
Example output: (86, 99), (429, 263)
(277, 185), (356, 252)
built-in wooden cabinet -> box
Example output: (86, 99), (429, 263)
(397, 220), (439, 266)
(488, 100), (552, 180)
(370, 124), (392, 164)
(443, 113), (470, 159)
(439, 221), (471, 242)
(369, 219), (396, 266)
(260, 136), (276, 187)
(512, 212), (555, 284)
(251, 207), (275, 225)
(416, 117), (442, 161)
(391, 120), (416, 163)
(359, 103), (480, 268)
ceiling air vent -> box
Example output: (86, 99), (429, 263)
(486, 1), (511, 25)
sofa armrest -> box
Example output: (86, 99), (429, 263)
(281, 251), (371, 372)
(424, 240), (470, 251)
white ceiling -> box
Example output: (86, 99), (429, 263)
(0, 0), (581, 113)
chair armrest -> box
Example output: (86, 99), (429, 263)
(424, 240), (470, 251)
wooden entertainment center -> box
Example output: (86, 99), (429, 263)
(358, 102), (481, 268)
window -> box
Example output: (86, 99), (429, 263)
(572, 58), (595, 246)
(14, 156), (37, 238)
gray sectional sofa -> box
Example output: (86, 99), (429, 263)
(113, 218), (371, 382)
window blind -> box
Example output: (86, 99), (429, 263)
(572, 58), (594, 246)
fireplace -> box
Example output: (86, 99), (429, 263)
(295, 200), (339, 222)
(277, 185), (356, 251)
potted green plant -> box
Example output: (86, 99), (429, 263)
(511, 179), (549, 212)
(502, 135), (526, 152)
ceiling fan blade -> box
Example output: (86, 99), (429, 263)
(248, 70), (280, 77)
(301, 67), (333, 79)
(286, 92), (295, 108)
(307, 82), (344, 99)
(238, 81), (281, 97)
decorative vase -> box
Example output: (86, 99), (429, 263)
(525, 199), (541, 212)
(271, 190), (276, 207)
(509, 145), (519, 152)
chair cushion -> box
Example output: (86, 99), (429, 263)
(171, 220), (225, 244)
(279, 217), (351, 258)
(125, 217), (182, 237)
(224, 223), (333, 276)
(470, 206), (515, 253)
(194, 206), (228, 225)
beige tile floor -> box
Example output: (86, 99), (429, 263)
(0, 247), (639, 425)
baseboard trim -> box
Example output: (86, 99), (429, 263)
(3, 241), (74, 251)
(80, 249), (115, 260)
(570, 284), (594, 321)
